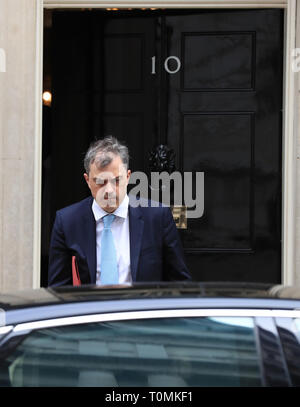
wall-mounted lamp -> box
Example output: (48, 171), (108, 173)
(43, 91), (52, 107)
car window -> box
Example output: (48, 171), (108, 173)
(0, 316), (262, 387)
(292, 319), (300, 338)
(275, 318), (300, 386)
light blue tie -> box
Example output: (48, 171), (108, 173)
(100, 214), (118, 284)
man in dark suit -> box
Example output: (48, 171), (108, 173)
(48, 137), (191, 286)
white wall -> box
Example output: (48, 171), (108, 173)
(0, 0), (41, 291)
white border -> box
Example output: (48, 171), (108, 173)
(34, 0), (296, 286)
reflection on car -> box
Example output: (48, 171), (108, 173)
(0, 282), (300, 387)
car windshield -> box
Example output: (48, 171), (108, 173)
(0, 316), (262, 387)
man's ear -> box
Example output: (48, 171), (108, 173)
(83, 173), (89, 186)
(127, 169), (131, 182)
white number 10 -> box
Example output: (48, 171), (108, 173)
(151, 56), (181, 74)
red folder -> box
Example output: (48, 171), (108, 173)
(72, 256), (81, 286)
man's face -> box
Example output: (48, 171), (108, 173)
(84, 154), (131, 213)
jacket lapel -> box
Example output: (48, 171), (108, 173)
(128, 204), (144, 282)
(80, 197), (97, 284)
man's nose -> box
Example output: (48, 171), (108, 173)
(104, 180), (115, 195)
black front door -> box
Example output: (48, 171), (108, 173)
(164, 10), (283, 283)
(44, 8), (283, 284)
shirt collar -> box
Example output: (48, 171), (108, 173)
(92, 194), (129, 222)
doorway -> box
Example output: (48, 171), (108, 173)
(42, 8), (283, 285)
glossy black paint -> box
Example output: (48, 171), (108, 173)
(0, 283), (300, 325)
(0, 282), (280, 308)
(166, 10), (283, 283)
(1, 284), (300, 387)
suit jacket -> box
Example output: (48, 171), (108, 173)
(48, 195), (191, 286)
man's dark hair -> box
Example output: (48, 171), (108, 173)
(84, 136), (129, 173)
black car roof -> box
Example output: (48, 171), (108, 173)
(2, 282), (300, 327)
(0, 282), (299, 310)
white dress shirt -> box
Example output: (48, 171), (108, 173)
(92, 194), (132, 285)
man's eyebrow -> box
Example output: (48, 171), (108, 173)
(94, 175), (122, 183)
